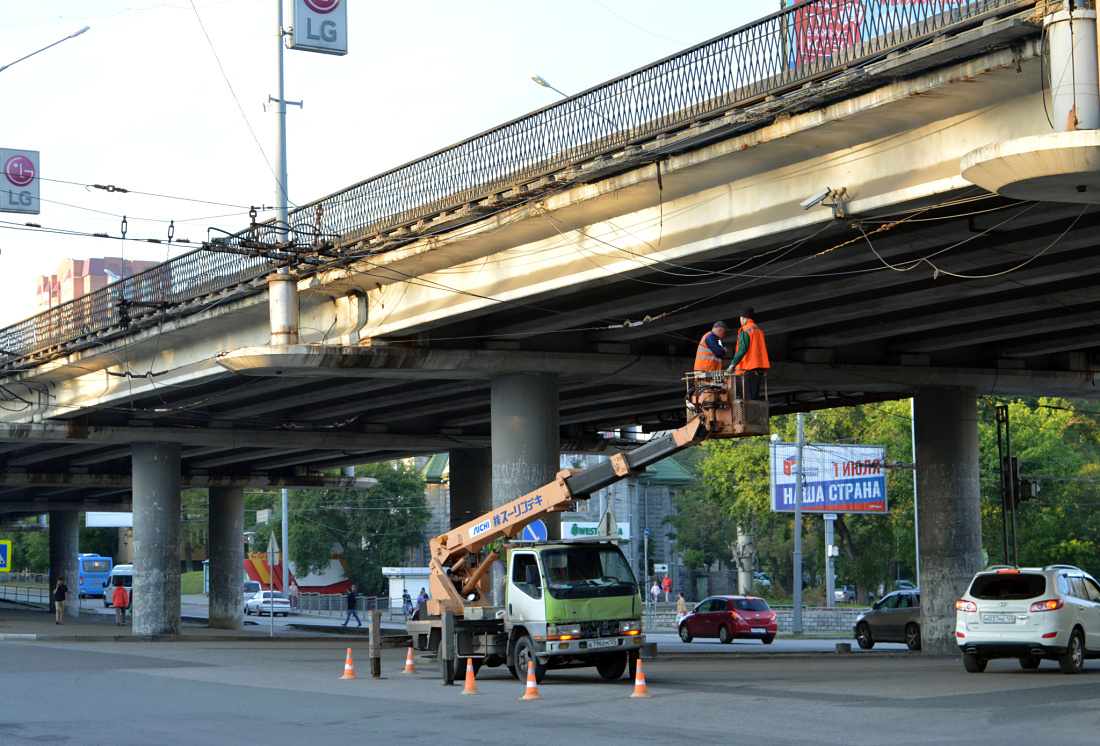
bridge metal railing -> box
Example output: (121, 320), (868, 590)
(0, 0), (1032, 367)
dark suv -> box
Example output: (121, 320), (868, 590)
(854, 589), (921, 650)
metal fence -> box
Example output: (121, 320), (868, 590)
(0, 0), (1029, 366)
(0, 576), (51, 605)
(295, 593), (405, 620)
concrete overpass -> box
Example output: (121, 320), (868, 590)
(1, 1), (1096, 652)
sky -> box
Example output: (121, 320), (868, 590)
(0, 0), (773, 327)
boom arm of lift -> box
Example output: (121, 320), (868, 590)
(426, 370), (769, 615)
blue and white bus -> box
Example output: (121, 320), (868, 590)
(77, 553), (113, 598)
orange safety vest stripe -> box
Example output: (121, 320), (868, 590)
(734, 323), (770, 371)
(694, 332), (722, 371)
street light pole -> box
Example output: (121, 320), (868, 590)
(0, 26), (90, 74)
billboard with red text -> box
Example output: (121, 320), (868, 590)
(770, 442), (888, 513)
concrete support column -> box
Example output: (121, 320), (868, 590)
(913, 388), (983, 655)
(48, 510), (79, 620)
(132, 442), (182, 636)
(491, 373), (560, 538)
(449, 448), (493, 529)
(208, 486), (245, 630)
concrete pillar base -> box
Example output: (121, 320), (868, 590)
(914, 389), (983, 655)
(132, 442), (182, 636)
(208, 486), (245, 630)
(48, 510), (79, 620)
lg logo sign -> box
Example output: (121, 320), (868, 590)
(0, 149), (39, 214)
(290, 0), (347, 56)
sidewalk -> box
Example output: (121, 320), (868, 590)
(0, 595), (411, 643)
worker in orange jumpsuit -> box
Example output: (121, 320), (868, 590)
(728, 308), (770, 400)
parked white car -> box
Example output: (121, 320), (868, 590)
(245, 590), (291, 617)
(956, 564), (1100, 674)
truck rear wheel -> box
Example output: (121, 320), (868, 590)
(595, 652), (627, 680)
(513, 635), (546, 684)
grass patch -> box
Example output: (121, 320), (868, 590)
(180, 571), (205, 595)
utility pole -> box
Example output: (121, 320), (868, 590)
(793, 412), (804, 634)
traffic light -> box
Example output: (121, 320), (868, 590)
(1018, 480), (1040, 502)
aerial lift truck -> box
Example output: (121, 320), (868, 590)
(408, 371), (768, 683)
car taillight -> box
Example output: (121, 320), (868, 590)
(1030, 599), (1064, 612)
(956, 600), (977, 612)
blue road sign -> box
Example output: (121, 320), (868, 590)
(521, 520), (547, 541)
(0, 539), (10, 572)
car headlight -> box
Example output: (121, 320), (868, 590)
(547, 624), (581, 637)
(619, 620), (642, 634)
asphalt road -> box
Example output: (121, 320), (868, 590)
(4, 637), (1098, 745)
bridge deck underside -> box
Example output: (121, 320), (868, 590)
(3, 187), (1097, 521)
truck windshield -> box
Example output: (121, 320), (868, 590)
(542, 545), (637, 600)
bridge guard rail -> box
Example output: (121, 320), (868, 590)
(0, 1), (1034, 367)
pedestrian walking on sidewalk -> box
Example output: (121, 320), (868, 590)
(342, 584), (362, 627)
(112, 583), (130, 626)
(53, 577), (68, 624)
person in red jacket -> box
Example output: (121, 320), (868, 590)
(728, 308), (770, 400)
(112, 583), (130, 626)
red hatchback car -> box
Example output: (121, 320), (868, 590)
(679, 595), (777, 644)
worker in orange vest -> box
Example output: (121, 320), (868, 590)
(694, 321), (729, 372)
(728, 308), (770, 400)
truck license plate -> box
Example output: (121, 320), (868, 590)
(982, 614), (1015, 624)
(585, 638), (618, 649)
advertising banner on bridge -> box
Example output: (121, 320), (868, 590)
(793, 1), (969, 65)
(770, 442), (888, 514)
(794, 1), (864, 64)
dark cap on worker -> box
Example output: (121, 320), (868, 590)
(712, 321), (728, 330)
(741, 307), (755, 319)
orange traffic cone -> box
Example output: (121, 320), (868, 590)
(461, 658), (481, 695)
(402, 647), (418, 674)
(519, 660), (543, 700)
(339, 648), (357, 680)
(630, 659), (651, 697)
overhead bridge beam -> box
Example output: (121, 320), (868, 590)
(0, 422), (484, 450)
(0, 474), (380, 490)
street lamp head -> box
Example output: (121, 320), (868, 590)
(532, 75), (551, 88)
(71, 26), (91, 38)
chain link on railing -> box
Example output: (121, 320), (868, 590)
(0, 1), (1028, 367)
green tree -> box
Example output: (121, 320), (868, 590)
(256, 461), (430, 595)
(691, 400), (919, 601)
(978, 398), (1100, 574)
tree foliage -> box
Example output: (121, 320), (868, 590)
(254, 461), (430, 595)
(681, 396), (1100, 600)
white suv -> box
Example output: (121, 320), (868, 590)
(955, 565), (1100, 674)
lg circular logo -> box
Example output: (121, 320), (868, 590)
(304, 0), (339, 12)
(4, 155), (35, 187)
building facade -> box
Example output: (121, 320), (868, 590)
(36, 256), (159, 313)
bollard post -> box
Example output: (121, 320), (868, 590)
(369, 610), (382, 678)
(440, 610), (456, 685)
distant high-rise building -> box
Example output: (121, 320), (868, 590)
(36, 257), (159, 313)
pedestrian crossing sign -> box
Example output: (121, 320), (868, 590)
(0, 540), (10, 572)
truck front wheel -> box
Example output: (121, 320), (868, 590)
(513, 635), (546, 684)
(596, 652), (627, 680)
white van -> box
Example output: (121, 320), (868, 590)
(102, 564), (133, 608)
(243, 580), (262, 610)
